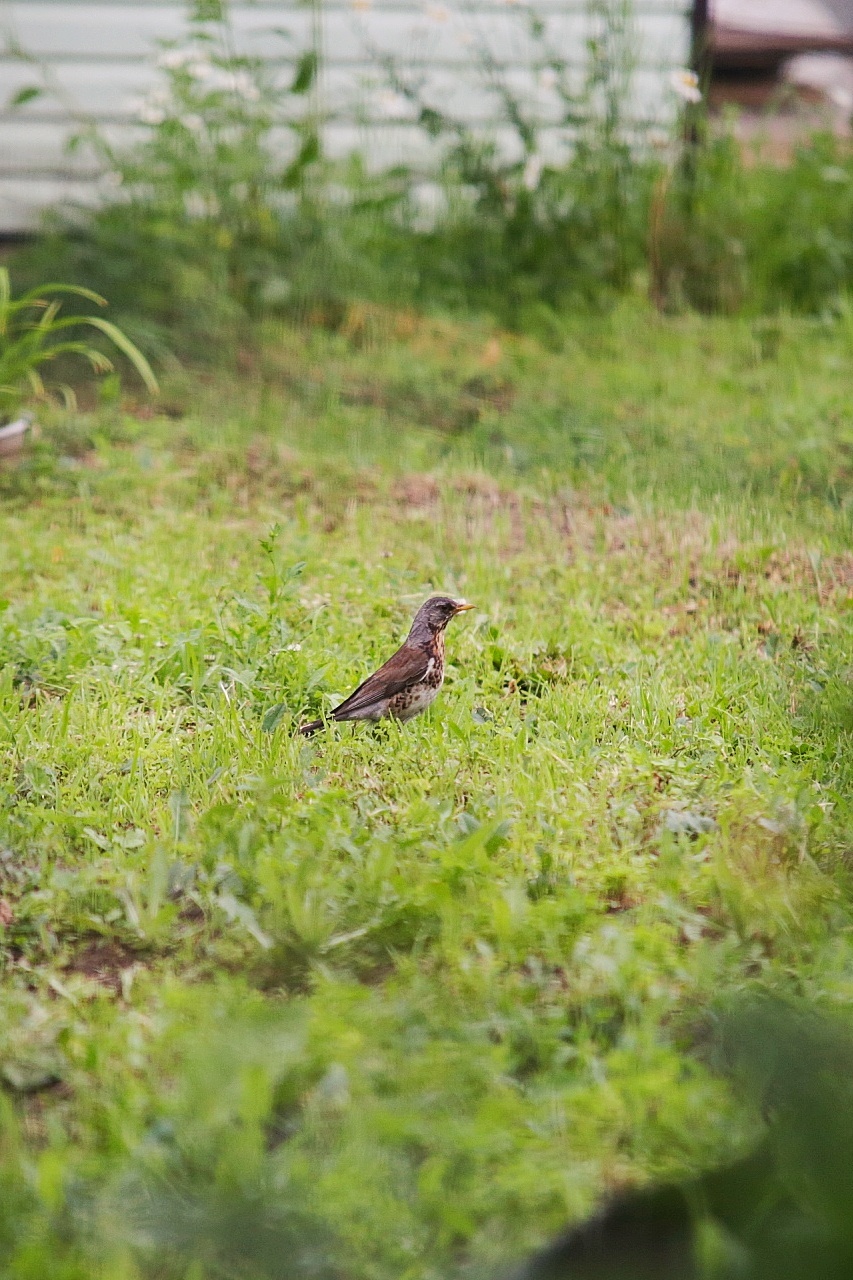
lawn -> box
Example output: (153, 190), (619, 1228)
(1, 301), (852, 1277)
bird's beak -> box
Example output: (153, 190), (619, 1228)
(453, 601), (475, 613)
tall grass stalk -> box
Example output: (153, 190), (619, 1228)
(0, 268), (157, 418)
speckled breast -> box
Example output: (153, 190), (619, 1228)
(388, 638), (445, 722)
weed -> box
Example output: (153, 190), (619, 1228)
(653, 122), (853, 316)
(12, 0), (324, 357)
(0, 267), (157, 420)
(371, 0), (652, 323)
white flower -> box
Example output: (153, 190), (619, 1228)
(522, 154), (543, 191)
(537, 67), (558, 90)
(181, 113), (205, 133)
(184, 191), (219, 218)
(158, 47), (194, 71)
(136, 87), (170, 124)
(187, 57), (215, 82)
(139, 102), (166, 125)
(350, 0), (372, 10)
(184, 192), (207, 219)
(202, 66), (228, 89)
(202, 67), (260, 100)
(146, 87), (171, 108)
(285, 643), (302, 652)
(669, 68), (701, 104)
(830, 85), (853, 113)
(424, 4), (450, 22)
(376, 89), (408, 118)
(228, 70), (261, 101)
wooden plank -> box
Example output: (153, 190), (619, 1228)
(0, 60), (684, 122)
(5, 0), (688, 12)
(0, 176), (99, 230)
(4, 4), (688, 64)
(0, 121), (138, 170)
(713, 0), (846, 40)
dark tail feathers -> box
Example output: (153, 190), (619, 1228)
(299, 718), (324, 736)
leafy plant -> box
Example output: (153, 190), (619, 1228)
(14, 0), (853, 341)
(0, 267), (157, 418)
(6, 0), (667, 344)
(109, 0), (321, 311)
(367, 0), (653, 324)
(651, 112), (853, 317)
(14, 0), (327, 355)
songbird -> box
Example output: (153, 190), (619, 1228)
(299, 596), (474, 736)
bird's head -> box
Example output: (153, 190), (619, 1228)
(408, 595), (474, 641)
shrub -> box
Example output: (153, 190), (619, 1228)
(372, 0), (654, 324)
(17, 0), (324, 356)
(653, 121), (853, 316)
(0, 267), (157, 420)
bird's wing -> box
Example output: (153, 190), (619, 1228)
(332, 643), (430, 720)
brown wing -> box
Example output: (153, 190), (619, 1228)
(331, 642), (430, 721)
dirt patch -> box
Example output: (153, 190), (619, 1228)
(556, 509), (853, 606)
(340, 372), (515, 433)
(64, 937), (139, 995)
(392, 474), (441, 510)
(605, 889), (641, 914)
(451, 472), (517, 506)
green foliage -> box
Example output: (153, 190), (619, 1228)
(516, 998), (853, 1280)
(19, 0), (325, 356)
(113, 0), (320, 309)
(373, 0), (652, 323)
(9, 0), (662, 345)
(0, 267), (157, 418)
(654, 125), (853, 316)
(0, 308), (852, 1274)
(15, 0), (853, 342)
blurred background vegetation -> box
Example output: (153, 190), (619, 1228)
(7, 0), (853, 364)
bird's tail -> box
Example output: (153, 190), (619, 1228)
(298, 717), (324, 737)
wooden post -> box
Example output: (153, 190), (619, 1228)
(684, 0), (710, 150)
(691, 0), (711, 86)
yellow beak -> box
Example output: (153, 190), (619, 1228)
(453, 601), (475, 613)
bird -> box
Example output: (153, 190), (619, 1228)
(298, 596), (474, 736)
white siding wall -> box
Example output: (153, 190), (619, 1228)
(0, 0), (691, 232)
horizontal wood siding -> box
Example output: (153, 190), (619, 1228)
(0, 0), (691, 231)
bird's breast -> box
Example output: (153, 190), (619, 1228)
(388, 642), (445, 721)
(389, 679), (441, 721)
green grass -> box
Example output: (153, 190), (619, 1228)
(1, 301), (852, 1278)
